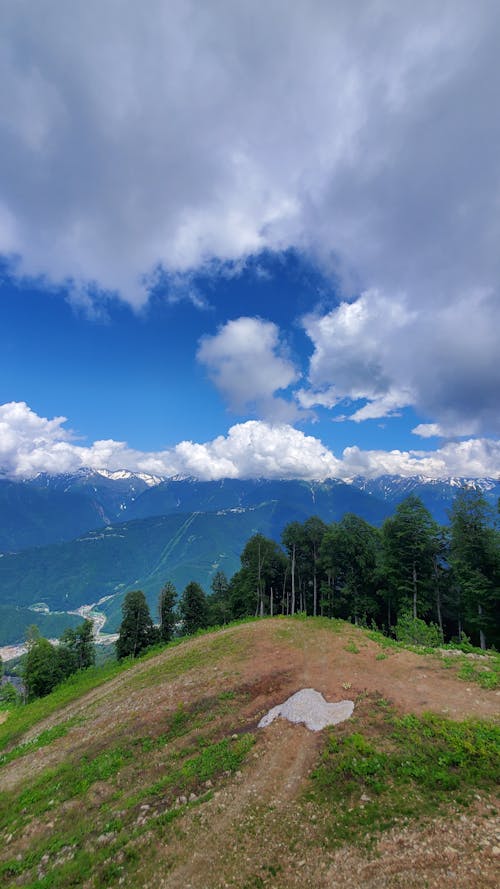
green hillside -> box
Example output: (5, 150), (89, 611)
(0, 504), (282, 640)
(0, 618), (498, 888)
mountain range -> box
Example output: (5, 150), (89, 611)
(0, 470), (498, 645)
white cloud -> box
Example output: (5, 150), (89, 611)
(197, 317), (300, 421)
(0, 1), (498, 310)
(1, 403), (499, 482)
(412, 421), (480, 439)
(340, 439), (500, 481)
(301, 288), (500, 434)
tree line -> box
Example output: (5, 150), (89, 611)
(117, 487), (499, 658)
(225, 488), (499, 649)
(11, 487), (499, 701)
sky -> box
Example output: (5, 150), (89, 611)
(1, 0), (499, 481)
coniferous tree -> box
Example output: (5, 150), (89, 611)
(208, 571), (231, 625)
(449, 488), (500, 649)
(116, 590), (157, 659)
(323, 514), (380, 624)
(382, 496), (439, 624)
(179, 581), (209, 634)
(282, 522), (306, 615)
(158, 581), (177, 643)
(302, 516), (328, 616)
(239, 534), (286, 617)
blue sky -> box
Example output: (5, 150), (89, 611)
(0, 2), (499, 480)
(2, 252), (425, 453)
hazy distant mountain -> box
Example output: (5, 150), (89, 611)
(124, 476), (393, 525)
(0, 469), (162, 551)
(355, 475), (500, 524)
(0, 477), (107, 551)
(1, 471), (498, 553)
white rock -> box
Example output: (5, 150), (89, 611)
(258, 688), (354, 732)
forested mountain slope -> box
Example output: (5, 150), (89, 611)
(0, 504), (284, 641)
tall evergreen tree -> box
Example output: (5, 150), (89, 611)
(208, 571), (231, 625)
(302, 516), (328, 616)
(282, 522), (305, 615)
(240, 534), (286, 616)
(382, 495), (439, 624)
(179, 581), (209, 634)
(158, 581), (177, 643)
(116, 590), (156, 659)
(449, 488), (500, 649)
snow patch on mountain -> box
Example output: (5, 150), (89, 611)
(95, 469), (164, 486)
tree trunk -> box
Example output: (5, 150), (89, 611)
(412, 561), (418, 619)
(270, 586), (274, 617)
(433, 556), (443, 638)
(313, 569), (317, 617)
(281, 566), (288, 614)
(291, 543), (296, 615)
(257, 540), (262, 616)
(478, 603), (486, 650)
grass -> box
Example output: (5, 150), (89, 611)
(136, 733), (255, 802)
(0, 718), (80, 768)
(2, 617), (499, 887)
(0, 643), (256, 889)
(457, 660), (500, 689)
(0, 658), (129, 753)
(309, 695), (500, 848)
(0, 618), (256, 754)
(0, 731), (255, 888)
(365, 624), (500, 689)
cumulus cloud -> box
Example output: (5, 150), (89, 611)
(1, 402), (499, 482)
(300, 288), (500, 435)
(197, 317), (300, 421)
(0, 2), (498, 308)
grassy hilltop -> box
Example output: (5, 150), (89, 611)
(1, 617), (499, 888)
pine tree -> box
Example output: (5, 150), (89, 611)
(240, 534), (286, 617)
(208, 571), (231, 625)
(158, 581), (177, 643)
(179, 581), (209, 635)
(318, 515), (380, 623)
(382, 496), (439, 624)
(116, 590), (156, 659)
(449, 488), (500, 649)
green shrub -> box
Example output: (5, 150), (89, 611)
(395, 612), (442, 647)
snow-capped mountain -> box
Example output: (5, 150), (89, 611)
(93, 469), (164, 487)
(1, 471), (498, 554)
